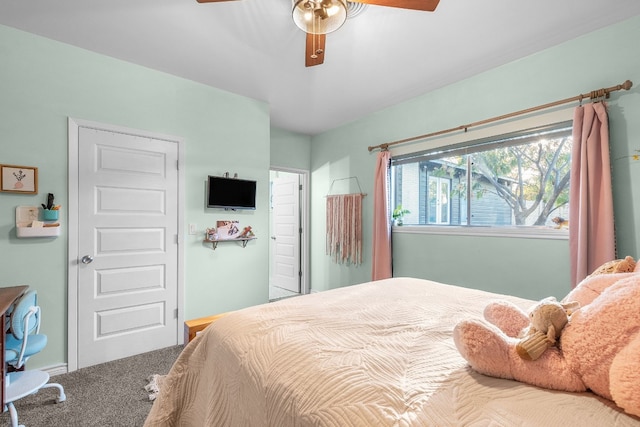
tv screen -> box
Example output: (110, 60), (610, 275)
(207, 176), (257, 210)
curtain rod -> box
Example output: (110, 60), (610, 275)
(367, 80), (633, 153)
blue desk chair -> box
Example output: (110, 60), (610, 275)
(4, 290), (66, 427)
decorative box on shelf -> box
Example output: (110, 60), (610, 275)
(203, 223), (256, 249)
(15, 206), (61, 238)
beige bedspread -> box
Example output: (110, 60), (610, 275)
(145, 277), (639, 426)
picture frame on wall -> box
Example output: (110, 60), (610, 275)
(0, 164), (38, 194)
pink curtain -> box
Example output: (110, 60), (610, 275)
(372, 150), (392, 280)
(569, 102), (615, 287)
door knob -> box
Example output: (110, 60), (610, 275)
(81, 255), (94, 264)
(271, 236), (276, 240)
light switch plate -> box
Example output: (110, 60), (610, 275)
(188, 224), (197, 235)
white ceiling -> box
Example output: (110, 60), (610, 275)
(2, 0), (640, 135)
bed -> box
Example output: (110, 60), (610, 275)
(144, 277), (639, 426)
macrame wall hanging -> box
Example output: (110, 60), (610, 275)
(326, 177), (366, 265)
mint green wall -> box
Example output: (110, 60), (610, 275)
(270, 127), (312, 171)
(310, 125), (378, 292)
(0, 25), (270, 369)
(392, 234), (569, 300)
(310, 15), (640, 299)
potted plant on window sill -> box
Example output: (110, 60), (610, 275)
(392, 205), (410, 226)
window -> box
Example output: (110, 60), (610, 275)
(391, 122), (573, 231)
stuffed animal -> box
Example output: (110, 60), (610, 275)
(515, 297), (579, 361)
(565, 255), (639, 308)
(453, 260), (640, 418)
(588, 255), (636, 277)
(551, 216), (569, 229)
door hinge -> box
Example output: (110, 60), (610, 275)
(174, 308), (178, 319)
(299, 184), (303, 191)
(176, 160), (180, 170)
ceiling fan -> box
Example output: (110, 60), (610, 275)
(196, 0), (440, 67)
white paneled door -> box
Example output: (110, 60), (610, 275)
(75, 125), (180, 368)
(271, 174), (301, 293)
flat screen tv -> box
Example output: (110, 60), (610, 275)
(207, 176), (257, 210)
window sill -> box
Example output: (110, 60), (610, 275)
(392, 225), (569, 240)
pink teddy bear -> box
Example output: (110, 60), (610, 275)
(453, 269), (640, 418)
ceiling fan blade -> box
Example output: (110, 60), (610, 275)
(350, 0), (439, 12)
(196, 0), (240, 3)
(305, 33), (326, 67)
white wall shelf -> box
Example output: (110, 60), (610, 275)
(203, 237), (256, 250)
(16, 225), (61, 238)
(15, 206), (61, 238)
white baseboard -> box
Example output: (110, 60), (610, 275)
(42, 364), (68, 377)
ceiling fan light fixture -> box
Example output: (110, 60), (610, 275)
(292, 0), (348, 35)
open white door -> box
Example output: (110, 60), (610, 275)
(271, 174), (301, 293)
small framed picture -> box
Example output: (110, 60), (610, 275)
(0, 164), (38, 194)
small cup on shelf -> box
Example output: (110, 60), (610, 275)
(42, 209), (59, 221)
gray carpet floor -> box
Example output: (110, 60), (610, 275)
(2, 345), (183, 427)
